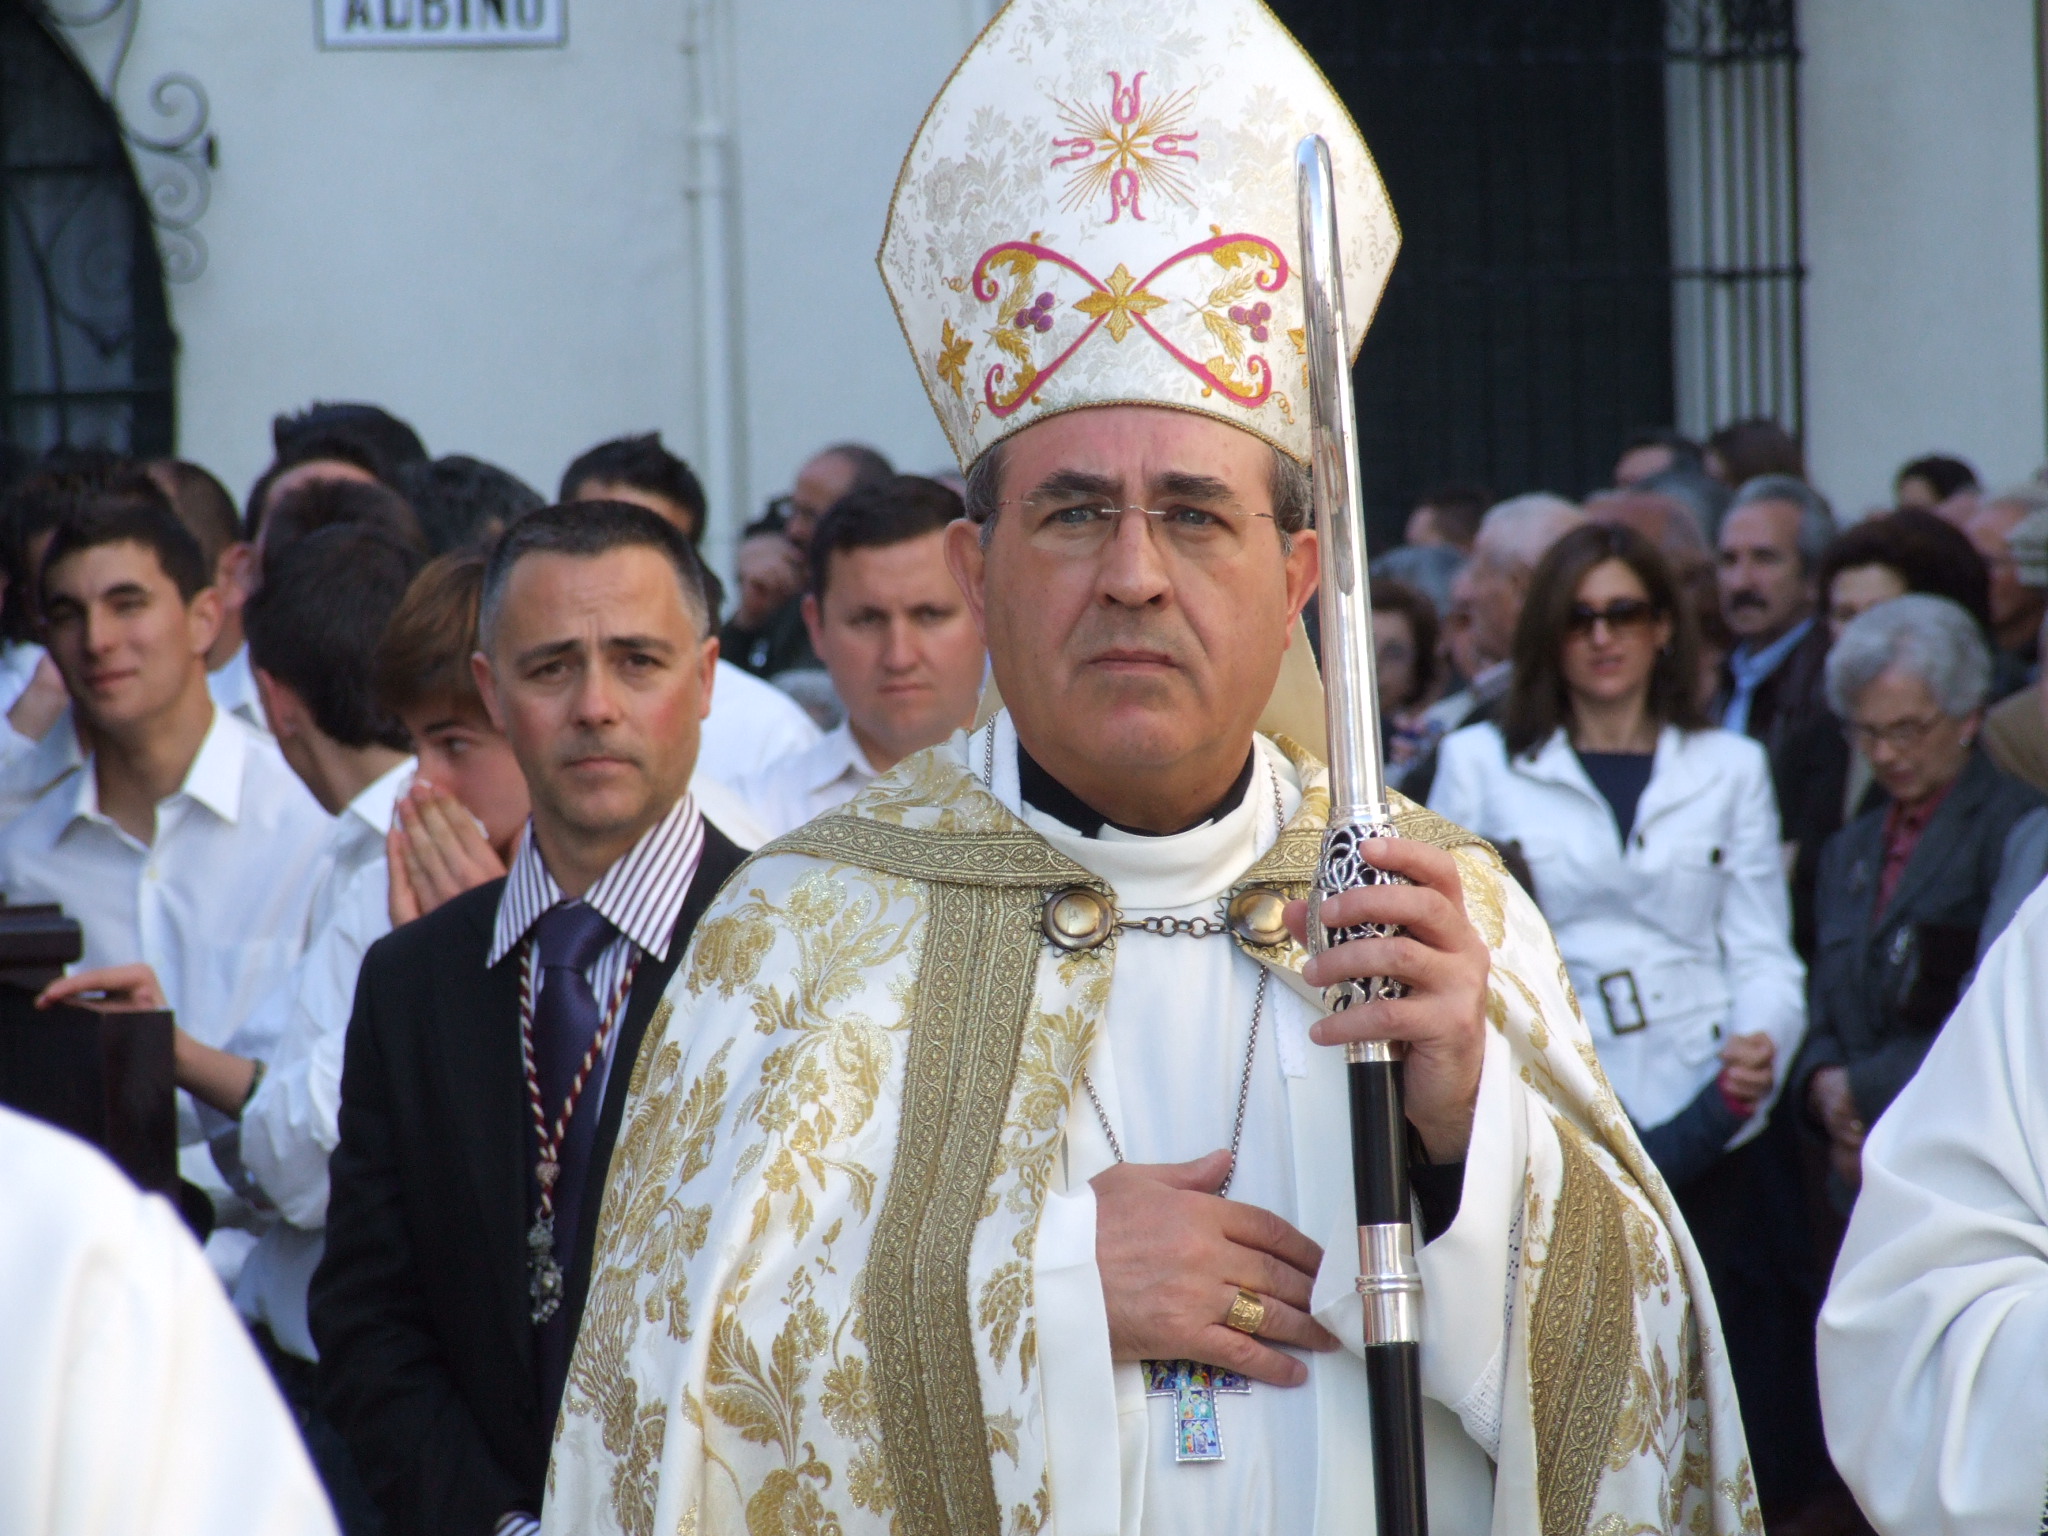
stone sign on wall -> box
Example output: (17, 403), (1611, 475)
(317, 0), (566, 49)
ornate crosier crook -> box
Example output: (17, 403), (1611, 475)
(1297, 132), (1429, 1536)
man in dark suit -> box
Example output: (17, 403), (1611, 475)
(311, 501), (751, 1536)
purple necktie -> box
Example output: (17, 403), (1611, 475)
(529, 898), (619, 1264)
(529, 898), (619, 1418)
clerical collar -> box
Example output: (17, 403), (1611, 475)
(1016, 742), (1256, 839)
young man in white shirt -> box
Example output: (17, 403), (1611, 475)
(748, 474), (986, 835)
(0, 486), (332, 1258)
(40, 521), (427, 1534)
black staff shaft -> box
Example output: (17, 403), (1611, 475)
(1351, 1055), (1427, 1536)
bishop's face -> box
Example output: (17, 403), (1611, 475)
(947, 406), (1318, 832)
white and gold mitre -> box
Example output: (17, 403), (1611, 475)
(879, 0), (1398, 469)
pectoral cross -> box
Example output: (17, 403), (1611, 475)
(1143, 1358), (1250, 1462)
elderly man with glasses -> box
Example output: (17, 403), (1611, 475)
(1798, 593), (2046, 1200)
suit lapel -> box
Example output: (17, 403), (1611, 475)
(561, 824), (749, 1322)
(436, 882), (538, 1382)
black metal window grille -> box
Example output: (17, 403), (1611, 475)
(1265, 0), (1802, 539)
(1666, 0), (1802, 441)
(0, 0), (175, 456)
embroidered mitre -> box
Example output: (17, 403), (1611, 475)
(878, 0), (1398, 469)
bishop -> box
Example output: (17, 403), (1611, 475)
(547, 2), (1756, 1532)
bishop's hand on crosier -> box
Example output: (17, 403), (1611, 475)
(1288, 834), (1491, 1165)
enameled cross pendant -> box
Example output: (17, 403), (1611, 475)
(1144, 1358), (1250, 1462)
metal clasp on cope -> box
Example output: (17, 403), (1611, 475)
(1040, 884), (1293, 953)
(1225, 886), (1290, 948)
(1042, 886), (1115, 951)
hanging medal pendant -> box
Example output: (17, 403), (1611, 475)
(528, 1214), (564, 1323)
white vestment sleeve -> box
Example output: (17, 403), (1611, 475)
(1033, 1179), (1124, 1536)
(1819, 883), (2048, 1536)
(0, 1107), (337, 1536)
(1415, 1020), (1517, 1458)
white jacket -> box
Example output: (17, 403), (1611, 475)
(1430, 721), (1806, 1138)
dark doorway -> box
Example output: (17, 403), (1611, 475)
(1272, 0), (1799, 543)
(0, 0), (175, 456)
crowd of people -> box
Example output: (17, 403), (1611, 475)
(1367, 421), (2048, 1531)
(4, 395), (2047, 1536)
(0, 407), (990, 1534)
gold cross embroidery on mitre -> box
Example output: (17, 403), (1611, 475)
(1073, 262), (1167, 343)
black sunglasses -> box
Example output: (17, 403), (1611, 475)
(1566, 598), (1658, 636)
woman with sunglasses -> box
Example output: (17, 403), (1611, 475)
(1430, 522), (1805, 1182)
(1430, 521), (1811, 1505)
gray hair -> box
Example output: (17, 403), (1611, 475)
(1727, 474), (1835, 572)
(963, 435), (1311, 548)
(1824, 593), (1991, 719)
(1472, 493), (1586, 573)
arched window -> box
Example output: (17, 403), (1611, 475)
(0, 0), (176, 455)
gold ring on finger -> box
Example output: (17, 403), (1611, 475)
(1224, 1287), (1266, 1336)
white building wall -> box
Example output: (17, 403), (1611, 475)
(728, 0), (980, 505)
(79, 3), (2048, 540)
(90, 0), (989, 571)
(1801, 0), (2047, 515)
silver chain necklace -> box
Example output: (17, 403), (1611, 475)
(1077, 768), (1287, 1201)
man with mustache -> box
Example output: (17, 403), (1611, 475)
(548, 2), (1755, 1532)
(1715, 473), (1836, 759)
(309, 502), (750, 1536)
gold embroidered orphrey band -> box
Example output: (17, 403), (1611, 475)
(756, 764), (1502, 1536)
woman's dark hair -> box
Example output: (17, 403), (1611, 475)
(1500, 521), (1706, 758)
(1369, 577), (1439, 710)
(1813, 508), (1991, 634)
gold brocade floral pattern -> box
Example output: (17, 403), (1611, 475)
(550, 727), (1761, 1536)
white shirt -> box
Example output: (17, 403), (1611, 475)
(0, 645), (264, 831)
(746, 720), (882, 837)
(0, 704), (84, 828)
(227, 758), (413, 1360)
(0, 1104), (338, 1536)
(689, 772), (772, 852)
(696, 659), (821, 789)
(207, 644), (268, 729)
(1817, 880), (2048, 1535)
(0, 639), (44, 708)
(0, 706), (334, 1138)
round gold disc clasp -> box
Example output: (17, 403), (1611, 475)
(1226, 886), (1290, 948)
(1041, 885), (1115, 951)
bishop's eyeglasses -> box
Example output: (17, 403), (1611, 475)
(998, 495), (1280, 564)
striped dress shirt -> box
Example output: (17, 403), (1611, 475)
(487, 792), (707, 1107)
